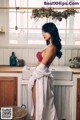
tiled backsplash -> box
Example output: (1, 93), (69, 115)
(0, 46), (80, 66)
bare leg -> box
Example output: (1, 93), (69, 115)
(32, 81), (36, 120)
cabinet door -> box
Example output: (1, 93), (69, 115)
(0, 77), (17, 107)
(77, 78), (80, 120)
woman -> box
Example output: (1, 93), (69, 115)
(28, 22), (62, 120)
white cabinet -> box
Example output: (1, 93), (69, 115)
(72, 74), (80, 120)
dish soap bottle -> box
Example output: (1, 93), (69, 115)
(10, 52), (17, 66)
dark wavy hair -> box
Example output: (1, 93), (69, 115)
(42, 22), (62, 59)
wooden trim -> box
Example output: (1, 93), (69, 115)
(0, 77), (17, 81)
(0, 31), (5, 33)
(0, 44), (80, 49)
(0, 7), (80, 10)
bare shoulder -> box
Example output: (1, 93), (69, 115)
(40, 46), (47, 53)
(46, 45), (57, 54)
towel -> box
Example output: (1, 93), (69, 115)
(28, 63), (58, 120)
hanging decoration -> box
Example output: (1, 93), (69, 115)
(15, 0), (18, 31)
(31, 7), (78, 21)
(15, 7), (18, 30)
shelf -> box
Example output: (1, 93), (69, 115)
(0, 31), (5, 33)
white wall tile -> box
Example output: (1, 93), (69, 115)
(15, 49), (23, 59)
(58, 50), (65, 66)
(28, 49), (35, 66)
(52, 57), (59, 66)
(65, 49), (71, 66)
(71, 49), (78, 59)
(0, 47), (80, 66)
(0, 49), (4, 65)
(22, 49), (29, 65)
(3, 49), (10, 65)
(78, 49), (80, 57)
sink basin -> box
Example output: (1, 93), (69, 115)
(22, 66), (72, 81)
(49, 66), (72, 80)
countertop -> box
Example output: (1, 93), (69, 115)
(0, 66), (23, 73)
(0, 66), (80, 74)
(71, 68), (80, 74)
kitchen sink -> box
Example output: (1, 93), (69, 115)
(22, 66), (72, 81)
(49, 66), (72, 80)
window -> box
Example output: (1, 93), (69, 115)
(9, 0), (80, 45)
